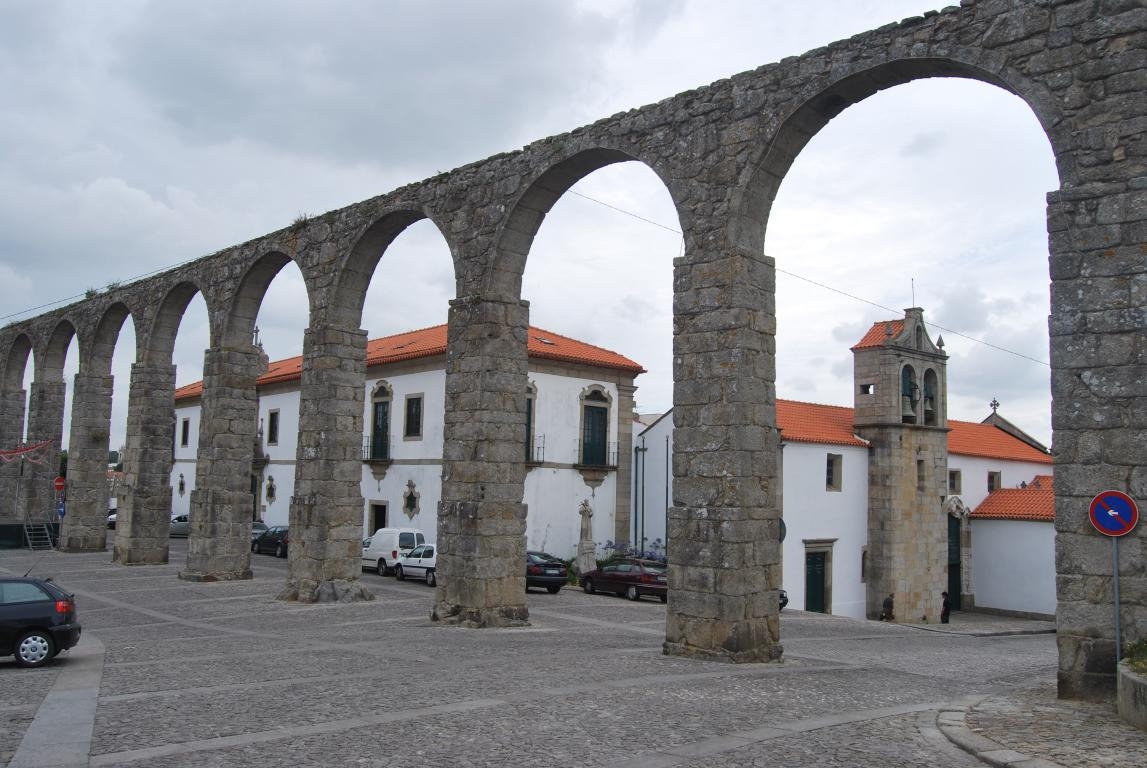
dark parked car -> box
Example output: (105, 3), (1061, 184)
(252, 526), (289, 557)
(0, 577), (82, 668)
(580, 558), (667, 603)
(526, 551), (567, 594)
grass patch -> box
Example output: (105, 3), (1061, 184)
(1125, 638), (1147, 674)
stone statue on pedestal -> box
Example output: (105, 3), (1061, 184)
(576, 499), (596, 578)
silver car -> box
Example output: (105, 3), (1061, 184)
(169, 515), (190, 537)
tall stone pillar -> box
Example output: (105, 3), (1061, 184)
(21, 380), (66, 522)
(280, 323), (373, 603)
(614, 381), (637, 547)
(181, 346), (262, 582)
(58, 372), (113, 552)
(0, 388), (27, 519)
(664, 247), (782, 663)
(113, 362), (176, 565)
(432, 295), (530, 627)
(1052, 184), (1147, 699)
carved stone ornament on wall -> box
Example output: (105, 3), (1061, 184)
(402, 479), (419, 519)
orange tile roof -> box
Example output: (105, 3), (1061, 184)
(777, 400), (867, 447)
(970, 475), (1054, 521)
(948, 419), (1052, 464)
(851, 320), (904, 350)
(174, 324), (644, 401)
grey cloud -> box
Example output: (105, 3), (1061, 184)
(899, 130), (946, 157)
(110, 1), (653, 174)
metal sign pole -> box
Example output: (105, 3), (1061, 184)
(1113, 536), (1121, 666)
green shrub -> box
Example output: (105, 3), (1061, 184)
(1125, 638), (1147, 674)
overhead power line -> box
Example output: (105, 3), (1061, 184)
(569, 189), (1050, 368)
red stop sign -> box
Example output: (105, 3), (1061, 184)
(53, 476), (65, 492)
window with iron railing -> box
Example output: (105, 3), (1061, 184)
(575, 438), (617, 468)
(527, 435), (545, 464)
(362, 434), (392, 462)
(580, 391), (610, 466)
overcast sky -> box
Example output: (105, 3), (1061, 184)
(0, 0), (1058, 455)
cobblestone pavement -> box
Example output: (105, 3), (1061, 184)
(1, 542), (1144, 767)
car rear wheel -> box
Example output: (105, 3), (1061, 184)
(377, 559), (389, 576)
(660, 594), (668, 604)
(626, 585), (640, 601)
(582, 578), (594, 594)
(546, 585), (561, 594)
(426, 570), (436, 587)
(251, 541), (258, 553)
(14, 630), (55, 668)
(395, 564), (405, 580)
(275, 543), (285, 558)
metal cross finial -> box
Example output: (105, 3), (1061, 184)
(990, 398), (1000, 413)
(253, 325), (261, 346)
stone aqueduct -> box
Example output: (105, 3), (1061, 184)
(1, 1), (1143, 697)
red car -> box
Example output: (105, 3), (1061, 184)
(580, 558), (667, 603)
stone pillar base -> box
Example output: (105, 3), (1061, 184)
(1117, 662), (1147, 732)
(179, 568), (253, 583)
(664, 615), (782, 664)
(278, 579), (375, 603)
(113, 544), (169, 565)
(1058, 634), (1117, 700)
(431, 601), (530, 628)
(663, 638), (783, 664)
(57, 536), (107, 553)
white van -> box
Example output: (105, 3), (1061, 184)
(362, 527), (426, 575)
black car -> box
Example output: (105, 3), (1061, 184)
(0, 577), (82, 668)
(252, 526), (289, 557)
(780, 588), (789, 610)
(525, 551), (567, 594)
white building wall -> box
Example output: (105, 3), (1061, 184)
(530, 372), (620, 466)
(970, 518), (1056, 616)
(636, 414), (872, 619)
(170, 364), (630, 554)
(780, 442), (870, 619)
(523, 466), (616, 558)
(632, 415), (672, 554)
(948, 454), (1050, 510)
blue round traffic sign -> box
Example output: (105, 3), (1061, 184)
(1089, 491), (1139, 537)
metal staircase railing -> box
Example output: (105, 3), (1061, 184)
(23, 500), (56, 551)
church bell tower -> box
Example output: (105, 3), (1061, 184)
(851, 308), (949, 623)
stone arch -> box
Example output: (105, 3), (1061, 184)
(86, 302), (135, 376)
(145, 280), (213, 366)
(223, 250), (302, 348)
(330, 209), (451, 329)
(922, 367), (940, 426)
(900, 363), (919, 425)
(114, 282), (209, 566)
(735, 56), (1067, 256)
(60, 303), (135, 552)
(491, 146), (683, 299)
(41, 319), (77, 382)
(2, 334), (33, 392)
